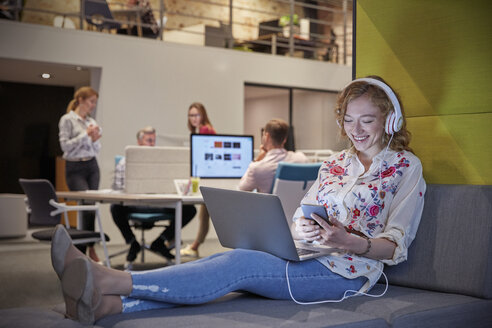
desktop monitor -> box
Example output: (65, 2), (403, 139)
(190, 134), (254, 179)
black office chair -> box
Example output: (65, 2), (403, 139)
(129, 212), (175, 262)
(112, 156), (175, 268)
(83, 0), (121, 32)
(18, 178), (111, 267)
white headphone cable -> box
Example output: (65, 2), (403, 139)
(285, 258), (388, 305)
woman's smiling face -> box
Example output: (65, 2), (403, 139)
(343, 94), (385, 160)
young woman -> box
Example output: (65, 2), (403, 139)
(187, 102), (216, 135)
(182, 102), (216, 257)
(51, 77), (426, 324)
(58, 86), (102, 263)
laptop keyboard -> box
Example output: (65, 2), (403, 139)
(296, 248), (320, 256)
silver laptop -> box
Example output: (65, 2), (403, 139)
(200, 186), (339, 261)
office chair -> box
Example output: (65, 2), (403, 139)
(271, 162), (322, 220)
(129, 212), (175, 264)
(113, 155), (175, 267)
(18, 178), (111, 267)
(83, 0), (121, 32)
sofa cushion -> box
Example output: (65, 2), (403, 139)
(391, 300), (492, 328)
(2, 288), (490, 328)
(96, 292), (389, 328)
(329, 284), (492, 328)
(383, 184), (492, 299)
(0, 306), (100, 328)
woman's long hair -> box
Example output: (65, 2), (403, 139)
(66, 86), (99, 113)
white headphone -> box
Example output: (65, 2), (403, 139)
(341, 78), (403, 135)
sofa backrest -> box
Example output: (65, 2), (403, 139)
(384, 184), (492, 299)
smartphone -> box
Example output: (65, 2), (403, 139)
(301, 204), (332, 226)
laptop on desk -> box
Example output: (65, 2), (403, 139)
(200, 186), (339, 261)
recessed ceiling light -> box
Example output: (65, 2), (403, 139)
(41, 73), (51, 79)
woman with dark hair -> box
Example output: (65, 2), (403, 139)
(182, 102), (216, 258)
(51, 77), (426, 324)
(58, 86), (102, 262)
(187, 102), (216, 135)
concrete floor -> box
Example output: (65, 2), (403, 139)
(0, 229), (229, 310)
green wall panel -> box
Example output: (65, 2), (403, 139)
(408, 114), (492, 184)
(356, 0), (492, 184)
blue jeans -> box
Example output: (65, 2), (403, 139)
(122, 249), (367, 313)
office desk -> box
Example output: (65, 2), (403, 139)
(57, 190), (203, 265)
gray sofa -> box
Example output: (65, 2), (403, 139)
(1, 184), (491, 327)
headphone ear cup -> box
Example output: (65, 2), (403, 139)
(395, 115), (403, 133)
(348, 78), (404, 136)
(385, 111), (395, 135)
(385, 111), (403, 135)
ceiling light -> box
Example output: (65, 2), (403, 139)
(41, 73), (51, 79)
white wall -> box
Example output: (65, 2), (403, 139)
(293, 90), (349, 150)
(244, 88), (349, 151)
(0, 20), (351, 245)
(244, 90), (290, 149)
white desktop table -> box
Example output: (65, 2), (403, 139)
(56, 190), (203, 265)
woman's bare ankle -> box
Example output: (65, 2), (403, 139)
(92, 262), (132, 296)
(88, 247), (100, 262)
(95, 295), (122, 321)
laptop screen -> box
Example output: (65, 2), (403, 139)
(190, 134), (254, 179)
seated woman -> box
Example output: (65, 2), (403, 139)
(50, 76), (426, 324)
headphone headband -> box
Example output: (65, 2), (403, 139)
(345, 78), (403, 135)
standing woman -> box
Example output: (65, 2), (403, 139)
(58, 86), (102, 262)
(182, 102), (216, 257)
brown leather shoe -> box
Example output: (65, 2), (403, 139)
(51, 225), (72, 279)
(61, 257), (101, 325)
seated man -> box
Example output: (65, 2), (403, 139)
(111, 126), (196, 266)
(238, 118), (309, 193)
(182, 119), (309, 258)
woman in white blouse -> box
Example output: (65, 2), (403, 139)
(50, 76), (426, 324)
(58, 86), (102, 263)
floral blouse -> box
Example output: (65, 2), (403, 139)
(59, 110), (101, 161)
(292, 148), (426, 292)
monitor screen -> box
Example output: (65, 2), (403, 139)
(190, 134), (254, 178)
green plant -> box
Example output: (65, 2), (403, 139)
(279, 14), (299, 27)
(233, 45), (253, 52)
